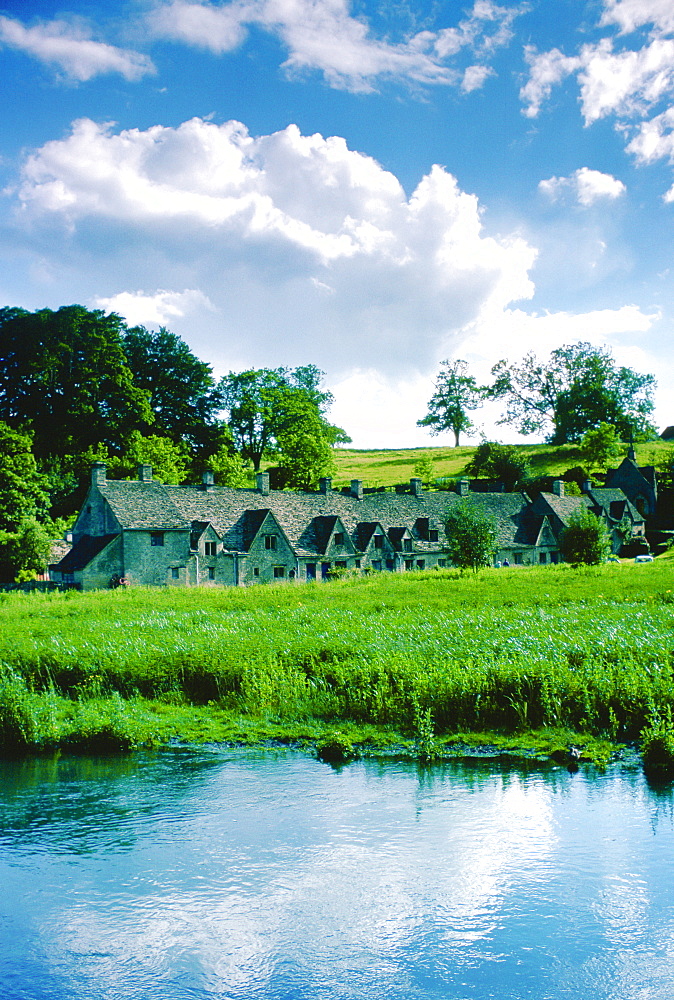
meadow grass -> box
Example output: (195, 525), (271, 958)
(1, 556), (673, 758)
(329, 440), (673, 488)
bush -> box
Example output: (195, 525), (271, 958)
(445, 502), (499, 572)
(559, 507), (611, 565)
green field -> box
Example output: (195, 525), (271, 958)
(329, 439), (672, 488)
(1, 554), (673, 762)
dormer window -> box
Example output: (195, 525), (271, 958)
(334, 532), (344, 546)
(403, 538), (412, 552)
(373, 534), (384, 549)
(264, 534), (277, 550)
(205, 541), (217, 556)
(429, 529), (439, 542)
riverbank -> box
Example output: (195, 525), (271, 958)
(1, 559), (672, 762)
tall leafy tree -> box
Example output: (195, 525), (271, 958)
(580, 422), (623, 472)
(464, 441), (531, 491)
(122, 326), (223, 457)
(417, 360), (485, 446)
(0, 305), (151, 461)
(219, 367), (348, 472)
(559, 506), (611, 565)
(444, 502), (499, 572)
(490, 342), (656, 444)
(0, 423), (49, 532)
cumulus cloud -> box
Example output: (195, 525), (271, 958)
(538, 167), (626, 206)
(13, 115), (536, 384)
(0, 15), (155, 82)
(150, 0), (525, 92)
(93, 289), (215, 326)
(520, 47), (581, 119)
(600, 0), (674, 36)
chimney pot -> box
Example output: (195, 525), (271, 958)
(138, 464), (153, 483)
(91, 462), (107, 487)
(410, 477), (423, 497)
(350, 479), (363, 500)
(319, 477), (332, 495)
(256, 472), (270, 496)
(552, 480), (565, 497)
(202, 470), (215, 491)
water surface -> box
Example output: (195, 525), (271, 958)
(1, 749), (673, 1000)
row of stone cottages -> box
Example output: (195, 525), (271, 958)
(49, 455), (649, 590)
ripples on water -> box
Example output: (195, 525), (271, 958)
(1, 748), (673, 1000)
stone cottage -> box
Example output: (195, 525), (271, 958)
(49, 462), (646, 590)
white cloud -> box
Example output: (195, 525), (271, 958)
(13, 116), (536, 393)
(0, 15), (155, 82)
(461, 64), (494, 93)
(600, 0), (674, 36)
(93, 289), (215, 326)
(150, 0), (524, 92)
(577, 37), (674, 123)
(520, 46), (581, 119)
(626, 106), (674, 162)
(539, 167), (626, 206)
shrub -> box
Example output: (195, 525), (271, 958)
(559, 507), (611, 565)
(445, 502), (499, 572)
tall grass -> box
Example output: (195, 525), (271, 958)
(0, 560), (672, 752)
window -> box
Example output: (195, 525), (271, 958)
(429, 529), (439, 542)
(403, 538), (412, 552)
(334, 532), (344, 546)
(539, 552), (547, 564)
(355, 560), (361, 569)
(373, 534), (384, 549)
(416, 559), (425, 570)
(273, 566), (285, 578)
(371, 560), (382, 571)
(171, 567), (179, 579)
(514, 552), (523, 565)
(306, 563), (316, 580)
(253, 567), (260, 577)
(264, 535), (277, 550)
(335, 560), (347, 570)
(438, 559), (446, 568)
(208, 567), (215, 580)
(404, 560), (413, 571)
(204, 541), (217, 556)
(385, 559), (394, 571)
(150, 532), (164, 547)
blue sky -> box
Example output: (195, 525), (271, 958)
(1, 0), (673, 447)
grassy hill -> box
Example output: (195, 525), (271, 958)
(329, 440), (672, 489)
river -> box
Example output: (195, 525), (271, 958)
(1, 748), (673, 1000)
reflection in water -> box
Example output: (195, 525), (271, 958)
(1, 750), (673, 1000)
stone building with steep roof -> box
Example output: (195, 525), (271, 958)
(49, 462), (646, 590)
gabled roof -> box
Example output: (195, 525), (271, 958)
(53, 534), (117, 572)
(99, 480), (189, 530)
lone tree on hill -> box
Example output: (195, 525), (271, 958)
(418, 359), (485, 447)
(489, 342), (656, 444)
(445, 502), (499, 572)
(559, 507), (611, 565)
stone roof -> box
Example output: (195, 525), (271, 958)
(55, 534), (117, 572)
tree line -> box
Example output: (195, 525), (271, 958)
(0, 304), (348, 579)
(418, 344), (657, 447)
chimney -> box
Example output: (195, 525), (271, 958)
(319, 477), (332, 495)
(138, 464), (153, 483)
(410, 477), (423, 497)
(458, 478), (470, 497)
(91, 462), (107, 487)
(551, 480), (565, 497)
(256, 472), (270, 496)
(202, 470), (215, 491)
(350, 479), (363, 500)
(582, 479), (594, 494)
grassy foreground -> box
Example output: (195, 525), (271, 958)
(1, 555), (673, 763)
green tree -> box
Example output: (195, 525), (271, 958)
(219, 366), (348, 472)
(0, 423), (50, 531)
(559, 506), (611, 565)
(445, 501), (499, 572)
(464, 441), (531, 491)
(490, 342), (656, 444)
(0, 518), (55, 583)
(0, 305), (152, 460)
(107, 432), (189, 485)
(580, 422), (623, 472)
(207, 447), (251, 487)
(413, 455), (436, 488)
(417, 359), (485, 446)
(122, 325), (223, 458)
(277, 426), (336, 490)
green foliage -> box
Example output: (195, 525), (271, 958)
(0, 561), (673, 753)
(278, 428), (336, 489)
(417, 359), (485, 446)
(559, 506), (611, 565)
(122, 325), (223, 459)
(0, 517), (55, 582)
(490, 342), (656, 444)
(0, 305), (152, 461)
(108, 431), (189, 485)
(207, 447), (251, 487)
(413, 455), (435, 487)
(0, 423), (50, 531)
(464, 441), (530, 490)
(580, 422), (623, 471)
(220, 365), (347, 474)
(641, 706), (674, 773)
(445, 501), (499, 571)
